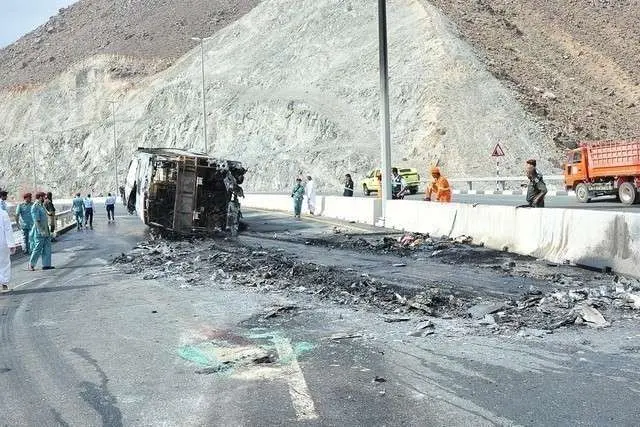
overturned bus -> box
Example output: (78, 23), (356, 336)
(124, 148), (246, 235)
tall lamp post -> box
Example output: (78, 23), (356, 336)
(30, 130), (38, 191)
(191, 36), (210, 153)
(107, 101), (119, 192)
(378, 0), (393, 218)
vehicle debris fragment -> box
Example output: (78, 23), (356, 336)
(329, 333), (364, 341)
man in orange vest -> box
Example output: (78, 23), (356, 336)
(425, 167), (452, 202)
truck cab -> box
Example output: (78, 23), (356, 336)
(564, 147), (588, 190)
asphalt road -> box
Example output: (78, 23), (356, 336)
(2, 207), (640, 425)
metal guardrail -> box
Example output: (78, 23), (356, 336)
(11, 208), (75, 251)
(444, 175), (564, 191)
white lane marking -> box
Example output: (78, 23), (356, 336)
(272, 335), (318, 420)
(12, 278), (41, 290)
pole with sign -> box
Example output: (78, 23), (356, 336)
(491, 143), (505, 191)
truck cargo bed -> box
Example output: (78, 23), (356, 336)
(585, 140), (640, 177)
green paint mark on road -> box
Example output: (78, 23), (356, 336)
(178, 342), (234, 374)
(179, 329), (317, 373)
(178, 345), (212, 367)
(294, 341), (316, 355)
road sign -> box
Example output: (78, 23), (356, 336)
(491, 143), (505, 157)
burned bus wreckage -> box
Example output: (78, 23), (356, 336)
(124, 148), (246, 235)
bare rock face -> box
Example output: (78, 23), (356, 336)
(0, 0), (558, 195)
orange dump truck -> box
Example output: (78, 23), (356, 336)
(564, 140), (640, 205)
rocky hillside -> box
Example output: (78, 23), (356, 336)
(0, 0), (560, 195)
(428, 0), (640, 147)
(0, 0), (576, 196)
(0, 0), (260, 88)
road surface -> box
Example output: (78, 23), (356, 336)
(2, 206), (640, 425)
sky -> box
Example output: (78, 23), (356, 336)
(0, 0), (78, 48)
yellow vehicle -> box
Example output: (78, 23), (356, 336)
(360, 167), (420, 196)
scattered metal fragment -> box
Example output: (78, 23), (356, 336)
(577, 305), (609, 328)
(263, 305), (298, 319)
(329, 333), (364, 341)
(253, 352), (278, 364)
(383, 317), (412, 323)
(467, 303), (507, 320)
(415, 320), (434, 330)
(195, 361), (234, 374)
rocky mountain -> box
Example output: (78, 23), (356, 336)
(7, 0), (625, 196)
(0, 0), (260, 88)
(429, 0), (640, 147)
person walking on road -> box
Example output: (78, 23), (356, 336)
(291, 178), (305, 220)
(83, 194), (95, 229)
(425, 167), (452, 202)
(0, 190), (8, 212)
(29, 192), (54, 271)
(15, 193), (34, 254)
(525, 159), (547, 208)
(72, 193), (84, 230)
(0, 207), (17, 291)
(44, 192), (57, 241)
(105, 192), (116, 223)
(119, 186), (126, 206)
(343, 174), (354, 197)
(305, 176), (316, 215)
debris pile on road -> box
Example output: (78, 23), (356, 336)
(301, 231), (485, 259)
(114, 238), (473, 317)
(474, 276), (640, 331)
(114, 234), (640, 335)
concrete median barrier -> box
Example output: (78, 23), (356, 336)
(242, 194), (381, 225)
(385, 201), (640, 278)
(243, 194), (640, 278)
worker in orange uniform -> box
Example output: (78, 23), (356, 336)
(424, 167), (452, 202)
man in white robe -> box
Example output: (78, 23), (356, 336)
(305, 176), (316, 215)
(0, 209), (17, 291)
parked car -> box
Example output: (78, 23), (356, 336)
(360, 167), (420, 196)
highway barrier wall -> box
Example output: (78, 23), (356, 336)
(243, 194), (640, 278)
(243, 194), (381, 225)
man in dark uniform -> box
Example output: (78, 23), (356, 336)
(44, 192), (57, 241)
(391, 167), (408, 199)
(343, 174), (354, 197)
(525, 159), (547, 207)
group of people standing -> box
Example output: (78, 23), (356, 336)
(12, 192), (57, 277)
(291, 175), (317, 219)
(0, 190), (120, 292)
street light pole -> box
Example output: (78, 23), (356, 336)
(378, 0), (393, 217)
(30, 130), (37, 191)
(191, 37), (209, 153)
(108, 101), (119, 192)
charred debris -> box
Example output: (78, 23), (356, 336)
(124, 148), (246, 236)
